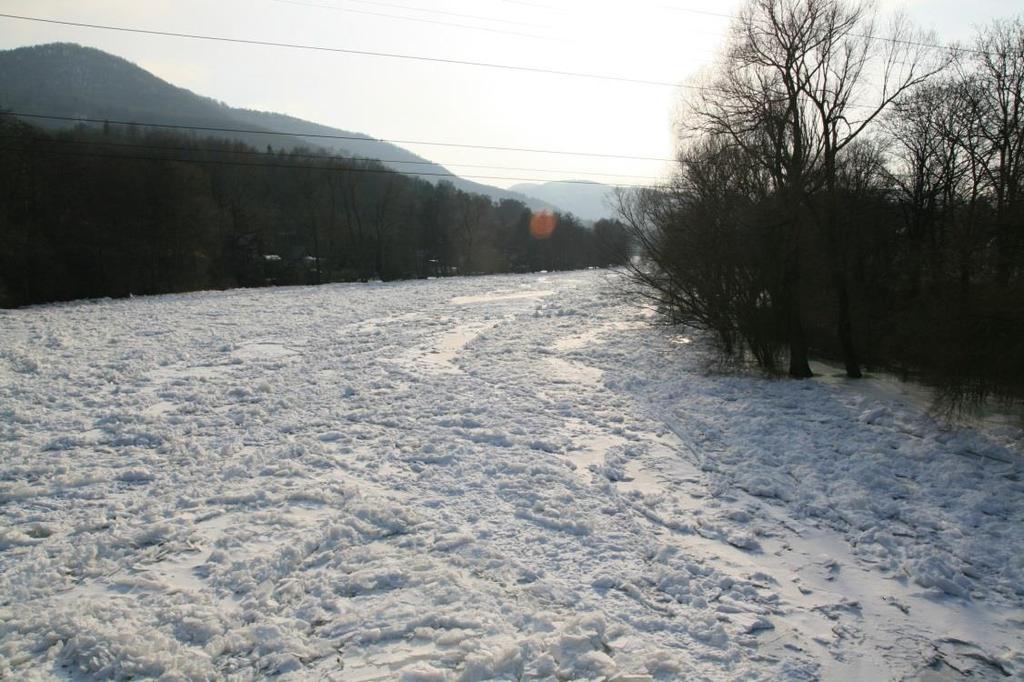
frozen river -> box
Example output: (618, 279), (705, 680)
(1, 271), (1021, 679)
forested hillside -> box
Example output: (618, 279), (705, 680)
(0, 43), (557, 212)
(0, 116), (631, 307)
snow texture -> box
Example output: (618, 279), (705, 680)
(1, 271), (1022, 680)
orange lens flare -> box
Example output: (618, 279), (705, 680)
(529, 211), (556, 240)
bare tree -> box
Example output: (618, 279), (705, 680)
(943, 75), (995, 289)
(616, 139), (784, 368)
(970, 18), (1024, 285)
(689, 0), (946, 377)
(885, 79), (979, 292)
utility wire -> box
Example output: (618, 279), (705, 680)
(271, 0), (727, 57)
(0, 9), (960, 164)
(491, 0), (982, 56)
(0, 12), (959, 115)
(657, 1), (983, 55)
(5, 112), (678, 162)
(491, 0), (732, 21)
(0, 13), (683, 88)
(0, 133), (667, 180)
(283, 0), (545, 29)
(0, 142), (662, 189)
(268, 0), (551, 41)
(495, 0), (568, 13)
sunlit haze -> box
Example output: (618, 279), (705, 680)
(0, 0), (1018, 188)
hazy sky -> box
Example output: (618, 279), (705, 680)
(0, 0), (1020, 188)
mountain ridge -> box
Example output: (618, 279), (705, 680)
(0, 42), (565, 212)
(508, 179), (617, 222)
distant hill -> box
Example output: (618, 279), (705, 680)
(508, 180), (617, 222)
(0, 43), (555, 211)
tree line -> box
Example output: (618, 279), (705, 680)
(619, 0), (1024, 406)
(0, 116), (631, 308)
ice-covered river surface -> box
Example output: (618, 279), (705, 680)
(1, 270), (1022, 680)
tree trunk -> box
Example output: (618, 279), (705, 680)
(786, 270), (813, 378)
(786, 183), (813, 379)
(784, 226), (812, 378)
(824, 170), (862, 379)
(835, 275), (862, 377)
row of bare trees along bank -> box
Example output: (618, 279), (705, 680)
(0, 117), (631, 308)
(619, 0), (1024, 406)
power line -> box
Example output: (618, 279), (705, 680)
(0, 12), (683, 88)
(0, 12), (954, 116)
(493, 0), (565, 11)
(655, 2), (739, 22)
(285, 0), (545, 29)
(0, 140), (661, 189)
(274, 0), (728, 60)
(278, 0), (974, 61)
(0, 9), (961, 164)
(495, 0), (730, 21)
(268, 0), (551, 41)
(0, 133), (667, 181)
(5, 112), (678, 162)
(489, 0), (983, 56)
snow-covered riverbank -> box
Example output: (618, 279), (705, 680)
(1, 271), (1021, 680)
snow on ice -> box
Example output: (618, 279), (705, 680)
(0, 271), (1022, 680)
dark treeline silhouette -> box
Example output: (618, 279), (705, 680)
(619, 0), (1024, 407)
(0, 116), (631, 308)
